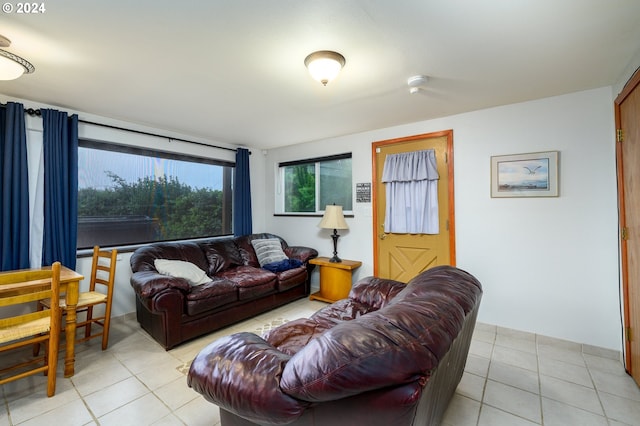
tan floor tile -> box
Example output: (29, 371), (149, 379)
(478, 404), (539, 426)
(539, 375), (603, 415)
(442, 394), (481, 426)
(541, 397), (607, 426)
(488, 361), (539, 394)
(14, 399), (94, 426)
(491, 345), (538, 372)
(483, 380), (541, 423)
(84, 376), (149, 418)
(154, 376), (199, 411)
(0, 298), (634, 426)
(599, 391), (640, 425)
(538, 356), (592, 387)
(97, 393), (170, 426)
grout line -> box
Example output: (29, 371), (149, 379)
(584, 351), (610, 424)
(535, 333), (544, 425)
(475, 327), (496, 426)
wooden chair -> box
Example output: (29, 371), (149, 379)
(0, 262), (62, 397)
(38, 246), (117, 351)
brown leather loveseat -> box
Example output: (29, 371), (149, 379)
(129, 233), (318, 349)
(187, 265), (483, 426)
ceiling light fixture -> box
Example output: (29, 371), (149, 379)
(0, 35), (35, 80)
(407, 75), (429, 94)
(304, 50), (345, 86)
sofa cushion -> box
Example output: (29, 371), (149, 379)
(188, 333), (309, 424)
(263, 317), (333, 356)
(186, 279), (238, 315)
(238, 281), (277, 300)
(273, 266), (307, 292)
(251, 238), (288, 267)
(280, 311), (440, 402)
(310, 298), (373, 324)
(349, 276), (406, 310)
(130, 242), (209, 273)
(279, 270), (476, 403)
(262, 298), (369, 356)
(201, 240), (244, 276)
(154, 259), (211, 286)
(217, 266), (277, 300)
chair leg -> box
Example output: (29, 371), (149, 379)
(32, 341), (41, 357)
(47, 333), (59, 397)
(32, 302), (45, 356)
(84, 306), (94, 340)
(101, 311), (111, 350)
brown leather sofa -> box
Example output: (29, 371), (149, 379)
(187, 265), (483, 426)
(129, 233), (318, 349)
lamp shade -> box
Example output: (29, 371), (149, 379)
(304, 50), (345, 86)
(318, 205), (348, 230)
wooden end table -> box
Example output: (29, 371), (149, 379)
(309, 257), (362, 303)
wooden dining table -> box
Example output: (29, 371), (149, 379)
(0, 265), (83, 378)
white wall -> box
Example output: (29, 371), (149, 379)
(3, 86), (623, 351)
(262, 87), (621, 351)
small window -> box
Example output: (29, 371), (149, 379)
(277, 153), (352, 214)
(77, 141), (233, 249)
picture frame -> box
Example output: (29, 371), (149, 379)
(491, 151), (559, 198)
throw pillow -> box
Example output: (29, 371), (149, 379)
(262, 258), (303, 273)
(251, 238), (288, 267)
(154, 259), (211, 286)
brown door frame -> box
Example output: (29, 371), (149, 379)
(371, 130), (456, 275)
(615, 69), (640, 374)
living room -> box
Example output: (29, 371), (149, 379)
(1, 1), (640, 425)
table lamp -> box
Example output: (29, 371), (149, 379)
(318, 204), (349, 262)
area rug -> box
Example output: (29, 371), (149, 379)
(176, 317), (290, 375)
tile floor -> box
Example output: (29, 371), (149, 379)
(1, 298), (639, 426)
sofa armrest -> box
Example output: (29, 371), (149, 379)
(284, 246), (318, 264)
(188, 332), (309, 425)
(349, 276), (406, 310)
(130, 270), (191, 299)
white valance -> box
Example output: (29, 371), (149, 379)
(382, 149), (440, 234)
(381, 149), (439, 183)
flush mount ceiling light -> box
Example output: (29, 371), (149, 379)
(407, 75), (429, 94)
(304, 50), (345, 86)
(0, 35), (35, 80)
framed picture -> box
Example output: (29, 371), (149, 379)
(491, 151), (559, 198)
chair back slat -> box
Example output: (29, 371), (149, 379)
(0, 289), (53, 307)
(0, 309), (50, 328)
(0, 269), (53, 284)
(79, 246), (117, 350)
(0, 262), (61, 397)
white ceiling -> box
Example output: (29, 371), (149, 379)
(1, 1), (639, 149)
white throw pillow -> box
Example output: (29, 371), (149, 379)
(251, 238), (288, 267)
(154, 259), (211, 286)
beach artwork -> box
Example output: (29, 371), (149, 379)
(491, 151), (559, 197)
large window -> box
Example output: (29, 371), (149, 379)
(77, 141), (233, 249)
(278, 153), (352, 214)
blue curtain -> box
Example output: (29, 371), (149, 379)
(0, 102), (30, 271)
(42, 109), (79, 269)
(233, 148), (252, 236)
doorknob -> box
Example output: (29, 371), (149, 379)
(379, 233), (387, 240)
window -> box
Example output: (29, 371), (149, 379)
(77, 140), (233, 249)
(278, 153), (352, 214)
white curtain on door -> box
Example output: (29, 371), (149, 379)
(382, 149), (439, 234)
